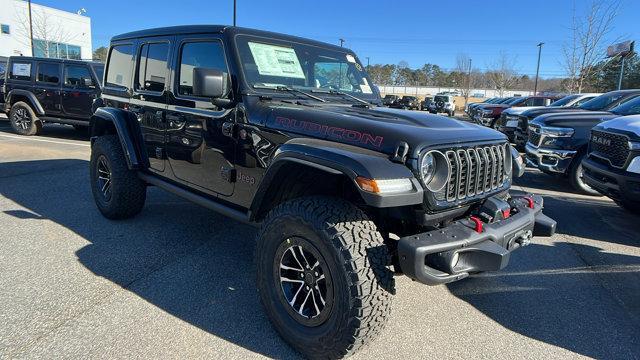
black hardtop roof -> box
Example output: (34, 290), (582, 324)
(111, 25), (348, 52)
(8, 56), (103, 66)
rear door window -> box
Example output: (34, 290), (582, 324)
(105, 44), (134, 89)
(36, 62), (61, 84)
(136, 42), (169, 92)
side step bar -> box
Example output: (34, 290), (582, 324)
(138, 172), (255, 226)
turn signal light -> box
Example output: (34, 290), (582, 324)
(355, 177), (413, 194)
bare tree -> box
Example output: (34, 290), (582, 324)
(15, 7), (76, 57)
(486, 51), (519, 96)
(452, 53), (472, 97)
(562, 1), (620, 93)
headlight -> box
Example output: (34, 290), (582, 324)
(629, 142), (640, 150)
(627, 156), (640, 174)
(419, 150), (450, 192)
(540, 126), (574, 137)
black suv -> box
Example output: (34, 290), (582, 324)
(513, 90), (640, 148)
(0, 60), (6, 110)
(2, 56), (103, 135)
(525, 94), (640, 194)
(89, 25), (555, 358)
(583, 115), (640, 213)
(382, 94), (399, 106)
(391, 95), (419, 110)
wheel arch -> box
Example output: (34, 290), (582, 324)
(249, 139), (423, 221)
(90, 107), (148, 170)
(6, 90), (45, 115)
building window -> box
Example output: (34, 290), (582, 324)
(33, 39), (82, 60)
(1, 24), (9, 34)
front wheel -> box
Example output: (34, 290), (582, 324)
(569, 153), (601, 196)
(255, 196), (394, 358)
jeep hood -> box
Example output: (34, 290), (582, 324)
(262, 102), (506, 158)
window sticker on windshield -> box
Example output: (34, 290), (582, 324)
(248, 42), (305, 79)
(12, 63), (31, 77)
(361, 85), (372, 94)
(346, 54), (356, 63)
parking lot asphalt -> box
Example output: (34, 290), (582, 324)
(0, 115), (639, 359)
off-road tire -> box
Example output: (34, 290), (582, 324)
(569, 153), (601, 196)
(615, 200), (640, 214)
(90, 135), (146, 219)
(9, 101), (42, 136)
(255, 196), (394, 359)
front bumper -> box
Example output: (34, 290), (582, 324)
(582, 157), (640, 202)
(397, 195), (556, 285)
(525, 143), (576, 174)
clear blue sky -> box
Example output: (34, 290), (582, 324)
(37, 0), (640, 78)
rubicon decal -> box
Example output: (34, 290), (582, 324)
(275, 117), (384, 148)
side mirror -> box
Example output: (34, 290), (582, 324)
(193, 67), (228, 99)
(510, 146), (525, 178)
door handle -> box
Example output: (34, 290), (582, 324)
(222, 122), (235, 137)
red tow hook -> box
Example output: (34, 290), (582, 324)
(502, 208), (511, 219)
(524, 196), (535, 209)
(469, 216), (483, 233)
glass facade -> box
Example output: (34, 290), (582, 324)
(33, 39), (82, 60)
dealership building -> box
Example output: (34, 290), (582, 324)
(0, 0), (92, 61)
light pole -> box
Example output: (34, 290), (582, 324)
(366, 57), (370, 67)
(233, 0), (237, 26)
(465, 58), (472, 108)
(28, 0), (34, 56)
(339, 38), (345, 47)
(534, 42), (544, 95)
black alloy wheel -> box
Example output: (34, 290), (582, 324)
(95, 154), (112, 202)
(275, 237), (334, 327)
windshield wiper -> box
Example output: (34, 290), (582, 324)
(311, 89), (373, 107)
(253, 84), (325, 102)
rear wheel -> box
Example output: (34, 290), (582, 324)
(9, 102), (41, 136)
(255, 196), (394, 358)
(90, 135), (147, 219)
(569, 153), (601, 196)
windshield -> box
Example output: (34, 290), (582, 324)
(549, 94), (579, 107)
(402, 96), (416, 100)
(579, 92), (626, 111)
(497, 97), (513, 103)
(610, 95), (640, 116)
(0, 63), (5, 78)
(434, 95), (449, 102)
(92, 64), (104, 86)
(236, 35), (377, 102)
(383, 95), (396, 99)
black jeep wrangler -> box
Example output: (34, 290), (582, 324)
(2, 56), (103, 135)
(89, 25), (556, 359)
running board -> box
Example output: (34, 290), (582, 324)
(137, 172), (255, 226)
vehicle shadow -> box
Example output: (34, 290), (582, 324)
(447, 242), (640, 359)
(0, 159), (299, 358)
(0, 121), (89, 141)
(514, 169), (640, 247)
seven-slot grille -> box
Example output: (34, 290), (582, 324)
(441, 144), (509, 202)
(528, 125), (542, 146)
(590, 130), (630, 168)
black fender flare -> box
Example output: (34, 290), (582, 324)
(90, 107), (148, 170)
(249, 138), (424, 218)
(5, 89), (45, 115)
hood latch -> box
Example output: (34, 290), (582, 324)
(391, 142), (409, 163)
